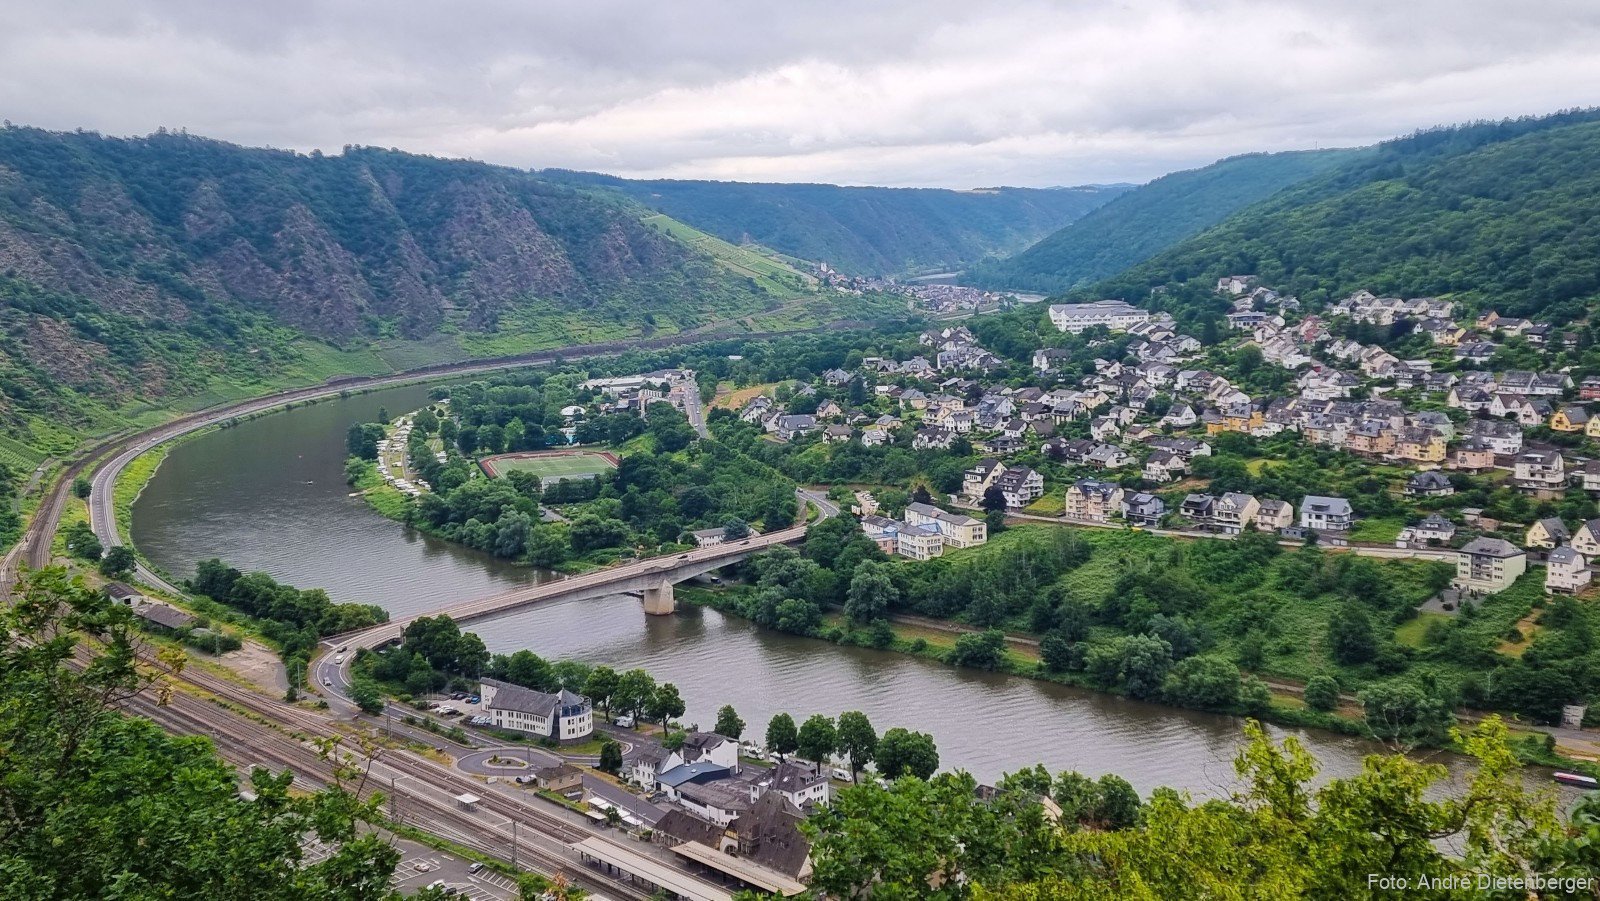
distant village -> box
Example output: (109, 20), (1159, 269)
(812, 262), (1028, 316)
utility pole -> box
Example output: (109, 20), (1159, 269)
(511, 820), (518, 872)
(389, 775), (396, 823)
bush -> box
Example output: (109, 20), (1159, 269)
(1303, 674), (1341, 712)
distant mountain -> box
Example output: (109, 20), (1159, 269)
(541, 172), (1130, 276)
(1097, 109), (1600, 322)
(0, 127), (835, 441)
(967, 149), (1363, 293)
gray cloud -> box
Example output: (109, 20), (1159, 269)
(2, 0), (1598, 186)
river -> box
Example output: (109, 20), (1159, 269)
(131, 382), (1516, 795)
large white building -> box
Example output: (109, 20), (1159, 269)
(1048, 300), (1151, 334)
(479, 678), (593, 742)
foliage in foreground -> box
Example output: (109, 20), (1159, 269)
(802, 717), (1600, 900)
(0, 568), (405, 899)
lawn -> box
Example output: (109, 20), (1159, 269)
(479, 451), (618, 483)
(1395, 611), (1450, 648)
(1348, 517), (1406, 544)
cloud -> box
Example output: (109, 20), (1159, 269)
(2, 0), (1598, 186)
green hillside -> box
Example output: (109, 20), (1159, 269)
(1096, 109), (1600, 320)
(967, 148), (1363, 293)
(0, 127), (891, 457)
(543, 172), (1130, 276)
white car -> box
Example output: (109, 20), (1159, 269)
(615, 715), (635, 728)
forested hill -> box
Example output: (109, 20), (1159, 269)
(1095, 109), (1600, 320)
(0, 127), (838, 451)
(541, 172), (1130, 276)
(966, 148), (1363, 293)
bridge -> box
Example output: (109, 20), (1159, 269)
(335, 489), (835, 648)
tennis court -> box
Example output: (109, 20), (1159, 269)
(479, 451), (619, 483)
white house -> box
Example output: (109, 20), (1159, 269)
(1300, 496), (1354, 531)
(479, 678), (593, 742)
(1048, 300), (1150, 334)
(1546, 547), (1591, 595)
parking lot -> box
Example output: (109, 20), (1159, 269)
(304, 833), (519, 900)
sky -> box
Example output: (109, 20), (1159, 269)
(4, 1), (1600, 188)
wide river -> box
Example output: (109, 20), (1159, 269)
(132, 382), (1505, 795)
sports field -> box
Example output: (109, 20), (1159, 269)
(479, 451), (619, 483)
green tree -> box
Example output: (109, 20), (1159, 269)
(350, 679), (386, 716)
(613, 669), (657, 726)
(765, 713), (799, 761)
(1161, 654), (1241, 710)
(1360, 679), (1455, 746)
(835, 711), (878, 782)
(714, 704), (746, 740)
(947, 629), (1008, 671)
(63, 521), (102, 561)
(647, 683), (686, 733)
(1086, 634), (1173, 699)
(99, 544), (136, 578)
(1327, 604), (1377, 665)
(797, 714), (838, 766)
(844, 562), (898, 626)
(0, 568), (404, 898)
(598, 739), (623, 774)
(1303, 674), (1341, 712)
(583, 666), (619, 722)
(72, 476), (92, 498)
(875, 727), (939, 780)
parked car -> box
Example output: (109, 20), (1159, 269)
(467, 862), (484, 875)
(466, 695), (480, 704)
(831, 767), (852, 782)
(451, 692), (466, 700)
(615, 715), (635, 728)
(515, 775), (536, 784)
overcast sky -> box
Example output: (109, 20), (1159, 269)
(4, 1), (1599, 188)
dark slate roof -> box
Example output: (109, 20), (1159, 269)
(654, 808), (726, 846)
(132, 602), (196, 630)
(480, 677), (587, 718)
(734, 790), (811, 877)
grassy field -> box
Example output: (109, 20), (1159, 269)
(480, 452), (618, 482)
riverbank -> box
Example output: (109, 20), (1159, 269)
(673, 580), (1582, 770)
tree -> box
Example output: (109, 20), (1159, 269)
(1086, 634), (1173, 699)
(598, 739), (623, 774)
(835, 711), (878, 782)
(844, 562), (897, 625)
(1303, 674), (1341, 712)
(72, 476), (92, 498)
(875, 728), (939, 780)
(1361, 680), (1455, 745)
(99, 545), (136, 578)
(648, 683), (686, 733)
(766, 713), (799, 761)
(947, 629), (1008, 671)
(980, 485), (1008, 514)
(63, 521), (102, 561)
(722, 518), (751, 541)
(1161, 654), (1241, 710)
(1328, 604), (1377, 665)
(0, 569), (404, 897)
(714, 705), (746, 740)
(584, 666), (619, 722)
(1039, 631), (1077, 673)
(350, 679), (386, 715)
(613, 669), (657, 726)
(797, 714), (838, 766)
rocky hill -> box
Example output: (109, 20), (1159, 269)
(0, 127), (837, 444)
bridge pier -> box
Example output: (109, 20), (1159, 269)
(641, 580), (676, 615)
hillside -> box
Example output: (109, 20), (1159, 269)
(0, 127), (864, 455)
(1097, 110), (1600, 320)
(542, 172), (1129, 276)
(966, 149), (1363, 293)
